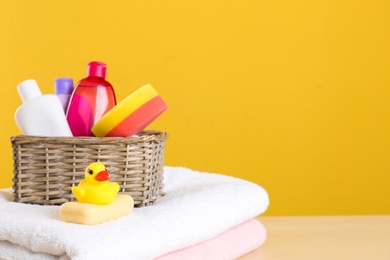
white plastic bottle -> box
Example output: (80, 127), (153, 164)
(14, 79), (73, 136)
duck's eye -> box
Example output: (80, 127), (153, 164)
(87, 169), (93, 175)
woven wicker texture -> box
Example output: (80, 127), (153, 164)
(11, 131), (168, 207)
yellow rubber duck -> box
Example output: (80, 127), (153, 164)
(72, 162), (120, 204)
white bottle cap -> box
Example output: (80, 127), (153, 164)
(17, 79), (42, 103)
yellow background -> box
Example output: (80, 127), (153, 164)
(1, 1), (390, 216)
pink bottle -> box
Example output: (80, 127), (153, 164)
(66, 62), (116, 136)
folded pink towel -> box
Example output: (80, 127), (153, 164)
(156, 219), (266, 260)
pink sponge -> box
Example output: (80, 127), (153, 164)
(91, 84), (167, 137)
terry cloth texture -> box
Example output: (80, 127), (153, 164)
(0, 166), (269, 260)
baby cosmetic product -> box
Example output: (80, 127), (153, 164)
(66, 61), (116, 136)
(54, 78), (74, 113)
(14, 79), (73, 136)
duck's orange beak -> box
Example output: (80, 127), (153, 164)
(95, 171), (109, 181)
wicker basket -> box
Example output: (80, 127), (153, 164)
(11, 130), (168, 207)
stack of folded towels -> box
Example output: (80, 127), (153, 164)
(0, 166), (269, 259)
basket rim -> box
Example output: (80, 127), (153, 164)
(10, 130), (168, 143)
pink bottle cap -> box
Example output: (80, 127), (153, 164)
(87, 61), (106, 78)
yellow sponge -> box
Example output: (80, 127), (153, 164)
(91, 84), (167, 137)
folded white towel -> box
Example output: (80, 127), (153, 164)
(0, 166), (269, 260)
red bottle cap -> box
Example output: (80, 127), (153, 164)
(87, 61), (106, 78)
